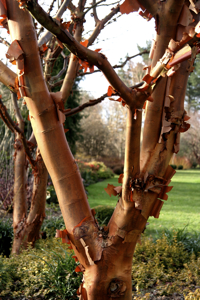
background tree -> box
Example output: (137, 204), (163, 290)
(179, 112), (200, 166)
(185, 55), (200, 112)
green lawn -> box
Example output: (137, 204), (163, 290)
(87, 170), (200, 236)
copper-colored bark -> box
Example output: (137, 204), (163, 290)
(140, 0), (185, 172)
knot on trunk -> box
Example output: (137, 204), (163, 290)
(108, 278), (126, 298)
(14, 138), (23, 150)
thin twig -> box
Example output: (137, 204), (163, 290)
(78, 50), (149, 76)
(0, 97), (36, 169)
(84, 0), (105, 16)
(49, 52), (69, 83)
(38, 0), (71, 47)
(0, 37), (10, 47)
(64, 82), (144, 117)
(92, 0), (100, 25)
(37, 0), (57, 38)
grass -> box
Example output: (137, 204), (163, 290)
(87, 170), (200, 236)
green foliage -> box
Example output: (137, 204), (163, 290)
(170, 164), (177, 169)
(77, 160), (114, 186)
(177, 165), (183, 170)
(132, 234), (200, 297)
(112, 165), (123, 175)
(46, 185), (58, 204)
(0, 239), (82, 299)
(159, 227), (200, 257)
(0, 219), (13, 257)
(186, 55), (200, 112)
(192, 161), (198, 168)
(41, 216), (65, 238)
(137, 40), (151, 64)
(93, 205), (114, 226)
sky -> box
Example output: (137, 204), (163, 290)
(0, 0), (156, 98)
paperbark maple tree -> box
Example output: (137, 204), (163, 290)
(0, 0), (199, 298)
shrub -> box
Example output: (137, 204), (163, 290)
(170, 164), (177, 169)
(132, 230), (200, 297)
(0, 238), (82, 299)
(112, 165), (123, 175)
(94, 205), (114, 226)
(0, 219), (13, 257)
(41, 216), (65, 238)
(160, 227), (200, 256)
(76, 160), (114, 186)
(178, 165), (183, 169)
(46, 185), (58, 204)
(192, 162), (197, 168)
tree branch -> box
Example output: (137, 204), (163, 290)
(87, 4), (120, 46)
(84, 0), (105, 18)
(49, 51), (69, 83)
(64, 82), (144, 117)
(92, 0), (100, 25)
(25, 1), (143, 108)
(0, 37), (10, 47)
(38, 0), (71, 47)
(0, 96), (36, 169)
(78, 50), (149, 76)
(0, 60), (17, 93)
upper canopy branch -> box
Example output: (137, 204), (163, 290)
(78, 50), (149, 76)
(22, 0), (147, 109)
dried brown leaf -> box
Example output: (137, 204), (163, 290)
(104, 183), (117, 197)
(118, 173), (124, 183)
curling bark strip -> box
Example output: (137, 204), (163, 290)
(140, 0), (185, 172)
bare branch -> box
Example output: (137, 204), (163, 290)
(11, 93), (36, 169)
(0, 60), (17, 93)
(64, 82), (144, 117)
(50, 51), (69, 83)
(0, 37), (10, 47)
(38, 0), (71, 47)
(37, 0), (57, 38)
(88, 4), (120, 46)
(60, 6), (85, 102)
(78, 50), (149, 76)
(84, 0), (105, 19)
(0, 96), (36, 169)
(92, 0), (100, 25)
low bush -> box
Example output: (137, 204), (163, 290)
(112, 165), (124, 175)
(192, 162), (198, 168)
(77, 160), (114, 186)
(170, 164), (177, 169)
(132, 231), (200, 298)
(93, 205), (114, 226)
(178, 165), (183, 170)
(41, 216), (65, 238)
(159, 227), (200, 256)
(0, 219), (13, 257)
(0, 238), (82, 299)
(46, 185), (58, 204)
